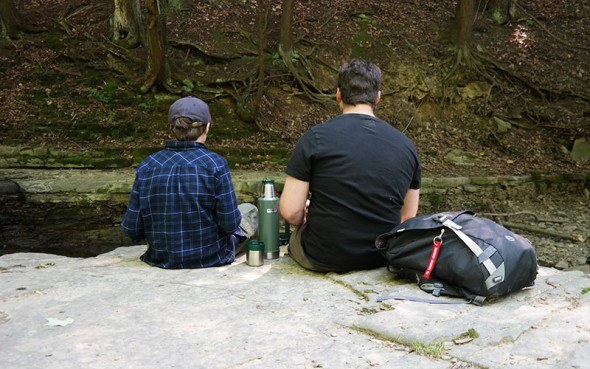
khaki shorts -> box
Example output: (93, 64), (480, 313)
(287, 224), (334, 272)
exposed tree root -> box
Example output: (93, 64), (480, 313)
(169, 39), (247, 61)
(482, 211), (585, 242)
(443, 46), (589, 103)
(57, 3), (98, 35)
(278, 45), (333, 104)
(502, 221), (586, 242)
(141, 73), (181, 95)
(482, 211), (567, 223)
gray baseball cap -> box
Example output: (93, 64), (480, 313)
(167, 96), (211, 124)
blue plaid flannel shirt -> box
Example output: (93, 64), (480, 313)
(121, 141), (242, 269)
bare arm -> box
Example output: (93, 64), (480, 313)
(400, 188), (420, 223)
(279, 175), (310, 226)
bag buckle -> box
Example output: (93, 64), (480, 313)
(420, 282), (444, 297)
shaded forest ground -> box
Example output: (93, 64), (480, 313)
(0, 1), (589, 266)
(0, 0), (589, 177)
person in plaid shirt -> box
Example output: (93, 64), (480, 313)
(121, 96), (257, 269)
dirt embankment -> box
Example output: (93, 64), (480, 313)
(0, 1), (588, 266)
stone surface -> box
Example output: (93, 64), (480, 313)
(0, 180), (19, 194)
(493, 116), (512, 134)
(3, 169), (588, 207)
(458, 81), (491, 100)
(571, 137), (590, 163)
(444, 149), (480, 167)
(0, 145), (132, 169)
(1, 168), (589, 264)
(1, 247), (589, 369)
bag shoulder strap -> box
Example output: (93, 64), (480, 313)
(377, 294), (486, 306)
(380, 271), (487, 306)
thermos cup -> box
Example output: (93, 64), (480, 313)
(246, 240), (264, 267)
(258, 179), (279, 259)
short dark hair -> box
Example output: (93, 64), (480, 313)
(337, 59), (381, 106)
(170, 117), (208, 141)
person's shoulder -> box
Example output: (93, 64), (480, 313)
(200, 147), (226, 161)
(322, 114), (348, 125)
(136, 148), (167, 168)
(200, 149), (230, 169)
(303, 115), (343, 134)
(375, 118), (412, 137)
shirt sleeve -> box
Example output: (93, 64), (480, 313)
(214, 162), (241, 235)
(120, 174), (145, 242)
(285, 129), (315, 182)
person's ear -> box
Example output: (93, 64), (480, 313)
(336, 88), (342, 103)
(205, 122), (211, 134)
(375, 91), (381, 106)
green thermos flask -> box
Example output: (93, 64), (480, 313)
(258, 179), (279, 259)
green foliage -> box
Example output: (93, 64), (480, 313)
(582, 287), (590, 295)
(215, 146), (289, 169)
(44, 34), (63, 50)
(412, 341), (446, 357)
(168, 0), (184, 14)
(458, 328), (480, 339)
(85, 80), (118, 104)
(428, 192), (447, 210)
(353, 13), (373, 22)
(138, 97), (156, 111)
(99, 111), (116, 125)
(351, 9), (376, 23)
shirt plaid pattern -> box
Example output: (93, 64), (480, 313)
(121, 141), (241, 269)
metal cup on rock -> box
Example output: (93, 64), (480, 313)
(246, 240), (265, 267)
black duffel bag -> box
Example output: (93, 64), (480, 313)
(375, 211), (538, 305)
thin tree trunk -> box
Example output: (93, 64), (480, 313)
(255, 2), (268, 114)
(453, 0), (474, 51)
(0, 0), (27, 39)
(112, 0), (143, 48)
(142, 0), (174, 93)
(279, 0), (294, 56)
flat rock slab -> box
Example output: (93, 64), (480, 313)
(1, 246), (589, 369)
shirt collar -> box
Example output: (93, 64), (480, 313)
(164, 141), (207, 150)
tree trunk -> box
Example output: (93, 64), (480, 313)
(452, 0), (474, 51)
(142, 0), (174, 93)
(0, 0), (26, 39)
(255, 2), (269, 113)
(279, 0), (294, 57)
(487, 0), (512, 25)
(112, 0), (143, 48)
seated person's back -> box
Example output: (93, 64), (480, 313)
(280, 59), (421, 272)
(121, 96), (251, 269)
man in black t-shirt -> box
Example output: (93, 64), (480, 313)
(279, 59), (421, 272)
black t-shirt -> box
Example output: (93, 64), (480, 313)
(285, 113), (421, 271)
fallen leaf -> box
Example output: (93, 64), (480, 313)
(453, 337), (473, 345)
(45, 317), (74, 327)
